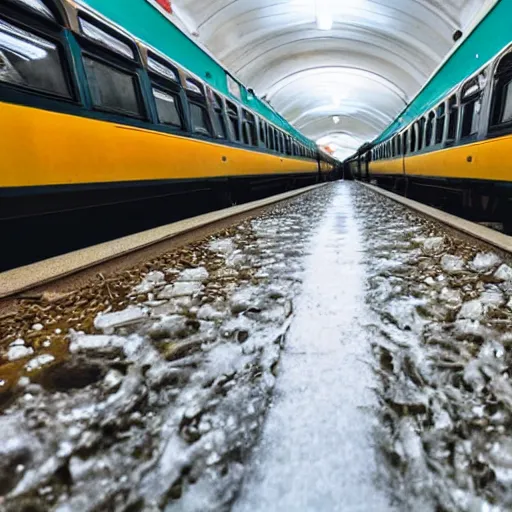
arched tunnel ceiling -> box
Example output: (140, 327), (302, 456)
(173, 0), (494, 159)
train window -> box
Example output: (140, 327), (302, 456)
(460, 75), (484, 139)
(153, 88), (182, 128)
(402, 131), (408, 154)
(208, 91), (226, 138)
(397, 134), (402, 156)
(410, 126), (416, 153)
(499, 80), (512, 123)
(0, 19), (71, 97)
(259, 119), (267, 146)
(79, 18), (135, 60)
(148, 56), (179, 83)
(461, 101), (476, 138)
(242, 124), (251, 145)
(226, 100), (240, 141)
(435, 104), (445, 144)
(186, 79), (203, 96)
(243, 110), (257, 146)
(10, 0), (55, 20)
(426, 112), (435, 147)
(447, 95), (458, 141)
(84, 56), (142, 116)
(417, 118), (425, 150)
(190, 102), (211, 136)
(285, 136), (292, 155)
(490, 53), (512, 128)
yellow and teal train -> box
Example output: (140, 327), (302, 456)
(346, 42), (512, 230)
(0, 0), (339, 224)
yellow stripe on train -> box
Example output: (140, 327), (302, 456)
(1, 101), (318, 188)
(369, 157), (403, 176)
(369, 135), (512, 182)
(404, 135), (512, 181)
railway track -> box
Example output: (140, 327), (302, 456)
(358, 182), (512, 255)
(0, 183), (325, 303)
(2, 181), (512, 511)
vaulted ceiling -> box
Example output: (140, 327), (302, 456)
(173, 0), (495, 159)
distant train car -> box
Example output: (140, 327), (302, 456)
(0, 0), (338, 224)
(347, 43), (512, 231)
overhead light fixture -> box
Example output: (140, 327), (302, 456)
(316, 0), (333, 30)
(332, 116), (340, 124)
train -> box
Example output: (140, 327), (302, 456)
(345, 13), (512, 232)
(0, 0), (340, 226)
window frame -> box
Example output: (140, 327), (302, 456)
(77, 14), (146, 120)
(0, 6), (78, 103)
(226, 99), (241, 142)
(489, 51), (512, 135)
(446, 94), (459, 144)
(435, 102), (446, 145)
(206, 87), (228, 139)
(147, 52), (185, 130)
(242, 109), (257, 147)
(459, 74), (485, 141)
(425, 111), (435, 147)
(151, 85), (184, 130)
(81, 51), (146, 119)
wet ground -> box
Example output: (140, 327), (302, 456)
(1, 182), (512, 511)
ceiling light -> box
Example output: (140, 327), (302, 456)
(332, 116), (340, 124)
(316, 0), (333, 30)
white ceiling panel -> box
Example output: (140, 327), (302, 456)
(173, 0), (496, 156)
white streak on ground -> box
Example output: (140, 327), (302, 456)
(234, 183), (394, 512)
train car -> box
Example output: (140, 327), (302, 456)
(0, 0), (337, 226)
(348, 42), (512, 231)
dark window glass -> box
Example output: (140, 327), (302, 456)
(461, 100), (475, 138)
(259, 120), (266, 146)
(190, 102), (211, 135)
(226, 101), (240, 141)
(84, 56), (141, 116)
(410, 126), (416, 152)
(435, 104), (445, 144)
(426, 113), (435, 146)
(209, 92), (226, 138)
(417, 119), (424, 150)
(242, 123), (251, 145)
(500, 80), (512, 123)
(491, 54), (512, 128)
(397, 134), (402, 156)
(243, 111), (257, 146)
(153, 88), (181, 127)
(228, 116), (239, 140)
(213, 110), (227, 138)
(0, 19), (70, 97)
(447, 96), (458, 141)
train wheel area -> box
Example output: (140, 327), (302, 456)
(2, 182), (512, 510)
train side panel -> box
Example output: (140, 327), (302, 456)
(404, 135), (512, 182)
